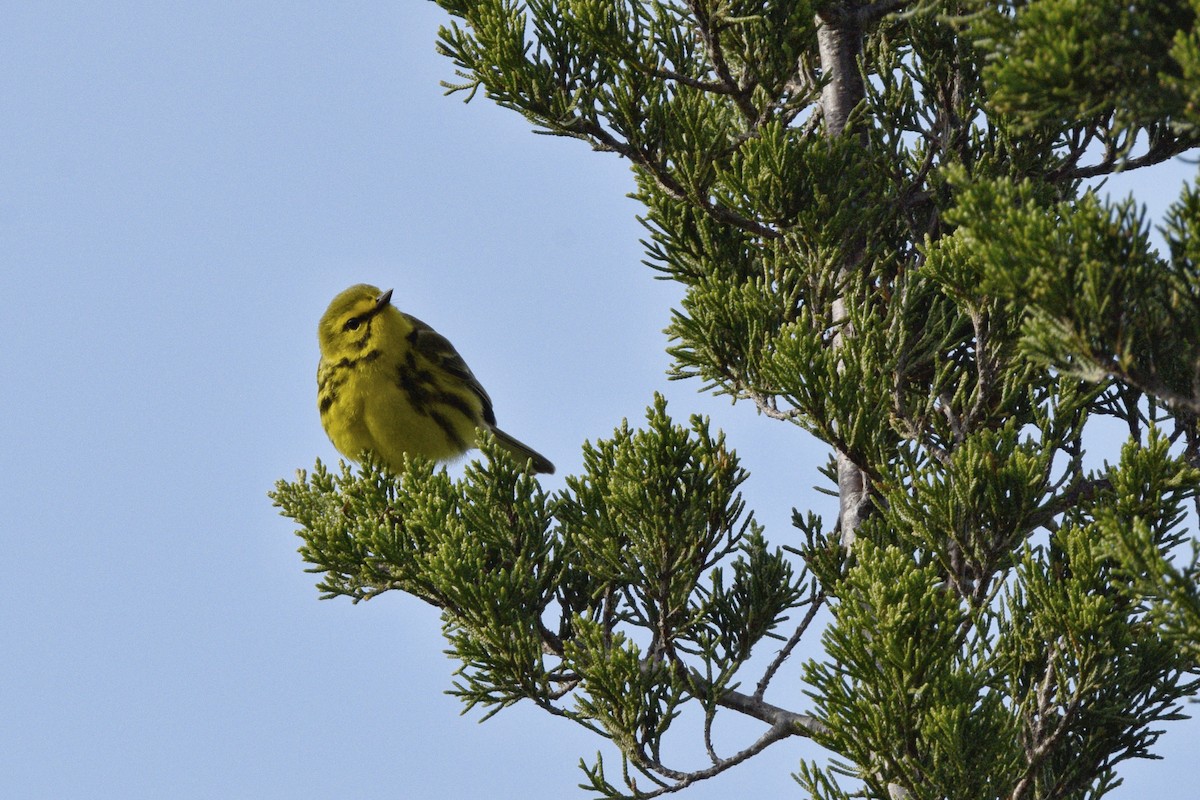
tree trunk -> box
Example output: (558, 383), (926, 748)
(818, 7), (872, 548)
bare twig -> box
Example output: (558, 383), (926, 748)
(1010, 641), (1083, 800)
(754, 591), (826, 700)
(570, 115), (781, 238)
(684, 0), (759, 123)
(618, 712), (816, 798)
(857, 0), (919, 23)
(1059, 127), (1199, 180)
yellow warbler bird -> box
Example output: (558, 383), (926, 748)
(317, 284), (554, 474)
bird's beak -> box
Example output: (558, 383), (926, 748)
(375, 288), (394, 311)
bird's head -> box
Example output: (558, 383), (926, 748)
(318, 284), (397, 361)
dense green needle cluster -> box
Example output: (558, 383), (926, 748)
(273, 398), (814, 784)
(276, 1), (1200, 798)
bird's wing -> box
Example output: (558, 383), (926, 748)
(403, 312), (497, 426)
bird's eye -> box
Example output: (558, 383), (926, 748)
(344, 317), (362, 331)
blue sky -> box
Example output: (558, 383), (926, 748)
(2, 3), (1195, 798)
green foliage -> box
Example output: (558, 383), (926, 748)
(990, 431), (1200, 799)
(1169, 0), (1200, 127)
(977, 0), (1193, 132)
(1095, 431), (1200, 661)
(275, 0), (1200, 797)
(273, 398), (814, 794)
(797, 435), (1200, 800)
(803, 543), (1017, 800)
(942, 172), (1200, 411)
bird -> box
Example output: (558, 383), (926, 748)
(317, 283), (554, 474)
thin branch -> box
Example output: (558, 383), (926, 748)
(702, 703), (720, 764)
(965, 308), (996, 430)
(1026, 476), (1113, 532)
(1058, 127), (1200, 180)
(754, 591), (826, 700)
(818, 0), (917, 26)
(1107, 367), (1200, 416)
(650, 66), (738, 96)
(747, 389), (805, 423)
(707, 676), (829, 737)
(1010, 641), (1084, 800)
(567, 115), (781, 238)
(684, 0), (759, 123)
(857, 0), (919, 23)
(617, 715), (810, 799)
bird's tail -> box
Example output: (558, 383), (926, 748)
(489, 426), (555, 474)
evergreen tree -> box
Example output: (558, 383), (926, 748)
(272, 1), (1200, 797)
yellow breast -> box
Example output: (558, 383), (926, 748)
(318, 348), (483, 470)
